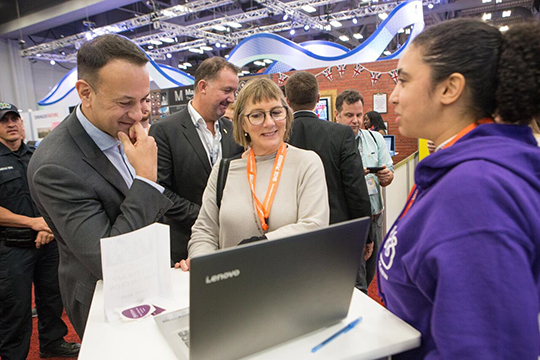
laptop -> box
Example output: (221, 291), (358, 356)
(154, 217), (370, 360)
(383, 135), (396, 156)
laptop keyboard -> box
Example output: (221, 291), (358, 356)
(178, 329), (190, 348)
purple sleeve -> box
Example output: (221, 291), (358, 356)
(414, 232), (539, 360)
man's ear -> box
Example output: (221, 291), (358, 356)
(76, 80), (93, 107)
(439, 72), (466, 106)
(316, 93), (320, 102)
(198, 79), (207, 95)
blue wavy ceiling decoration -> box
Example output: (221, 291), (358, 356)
(39, 0), (423, 108)
(229, 0), (424, 72)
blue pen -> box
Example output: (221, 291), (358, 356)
(311, 317), (363, 353)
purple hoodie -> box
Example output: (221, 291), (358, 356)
(378, 123), (540, 359)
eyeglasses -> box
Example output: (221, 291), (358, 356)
(244, 106), (288, 126)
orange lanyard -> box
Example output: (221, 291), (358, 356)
(400, 119), (493, 219)
(247, 142), (287, 231)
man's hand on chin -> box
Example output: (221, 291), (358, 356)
(118, 123), (158, 182)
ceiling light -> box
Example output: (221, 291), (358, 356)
(427, 3), (434, 9)
(225, 54), (230, 59)
(264, 59), (273, 64)
(302, 5), (316, 13)
(242, 70), (250, 75)
(339, 35), (349, 42)
(496, 0), (502, 3)
(352, 17), (358, 24)
(499, 25), (509, 32)
(188, 48), (204, 54)
(254, 60), (266, 66)
(149, 39), (163, 45)
(482, 13), (492, 21)
(398, 28), (405, 33)
(283, 14), (289, 21)
(160, 37), (175, 43)
(290, 29), (296, 35)
(330, 20), (342, 27)
(178, 64), (187, 69)
(183, 62), (192, 67)
(405, 28), (411, 34)
(50, 60), (56, 65)
(166, 53), (172, 58)
(161, 10), (176, 18)
(304, 24), (310, 31)
(384, 50), (391, 55)
(201, 46), (213, 51)
(147, 45), (154, 50)
(227, 21), (242, 29)
(36, 54), (42, 57)
(213, 24), (227, 31)
(353, 33), (364, 39)
(482, 0), (492, 2)
(378, 13), (388, 20)
(216, 42), (221, 48)
(502, 10), (511, 17)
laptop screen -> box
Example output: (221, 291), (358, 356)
(187, 218), (371, 360)
(383, 135), (395, 153)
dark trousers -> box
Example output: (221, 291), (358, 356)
(356, 213), (383, 293)
(0, 241), (67, 360)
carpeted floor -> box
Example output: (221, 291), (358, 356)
(27, 310), (81, 360)
(26, 279), (383, 359)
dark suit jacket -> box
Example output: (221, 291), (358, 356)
(288, 111), (371, 224)
(28, 111), (173, 337)
(149, 107), (243, 262)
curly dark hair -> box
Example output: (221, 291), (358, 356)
(365, 111), (387, 132)
(496, 22), (540, 125)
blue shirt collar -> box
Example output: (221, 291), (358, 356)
(76, 105), (120, 151)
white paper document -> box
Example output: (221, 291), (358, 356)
(100, 223), (173, 322)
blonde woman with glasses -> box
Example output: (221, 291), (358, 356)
(177, 78), (329, 270)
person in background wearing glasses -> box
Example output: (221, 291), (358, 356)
(177, 78), (329, 270)
(150, 57), (243, 264)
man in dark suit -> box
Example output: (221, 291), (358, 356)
(28, 34), (173, 338)
(286, 71), (371, 224)
(149, 57), (243, 263)
(286, 72), (372, 292)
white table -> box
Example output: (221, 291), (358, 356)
(79, 270), (420, 360)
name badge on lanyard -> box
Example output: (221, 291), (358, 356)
(246, 143), (287, 231)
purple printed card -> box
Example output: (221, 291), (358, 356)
(119, 304), (155, 321)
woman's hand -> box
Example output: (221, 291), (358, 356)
(174, 258), (191, 272)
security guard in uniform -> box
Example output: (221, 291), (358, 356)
(0, 102), (80, 359)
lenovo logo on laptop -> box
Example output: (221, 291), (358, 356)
(205, 269), (240, 284)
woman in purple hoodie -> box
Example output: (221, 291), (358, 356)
(378, 19), (540, 359)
